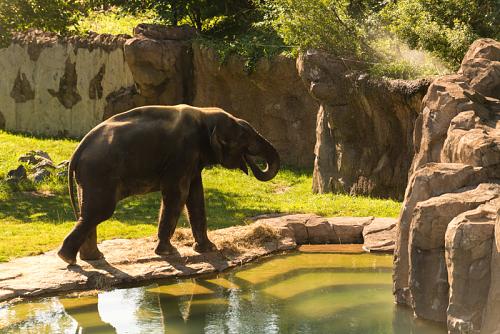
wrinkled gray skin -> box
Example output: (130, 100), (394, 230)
(58, 105), (280, 265)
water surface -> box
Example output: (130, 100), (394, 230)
(0, 252), (445, 333)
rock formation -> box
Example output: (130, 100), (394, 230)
(123, 24), (196, 106)
(297, 50), (429, 199)
(393, 38), (500, 333)
(5, 150), (68, 184)
(191, 44), (319, 167)
(1, 24), (436, 175)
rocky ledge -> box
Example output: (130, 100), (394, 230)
(0, 214), (395, 305)
(393, 38), (500, 333)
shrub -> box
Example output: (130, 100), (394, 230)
(379, 0), (499, 68)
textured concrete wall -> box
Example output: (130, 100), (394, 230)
(0, 31), (135, 137)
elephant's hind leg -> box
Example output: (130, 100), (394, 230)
(58, 188), (116, 265)
(79, 228), (104, 261)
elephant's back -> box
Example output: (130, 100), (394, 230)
(74, 105), (202, 175)
(105, 104), (200, 124)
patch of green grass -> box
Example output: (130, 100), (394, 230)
(0, 130), (401, 261)
(77, 7), (158, 35)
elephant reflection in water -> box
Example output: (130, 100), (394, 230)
(157, 281), (229, 333)
(60, 297), (115, 334)
(59, 283), (228, 333)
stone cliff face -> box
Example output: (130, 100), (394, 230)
(297, 51), (429, 199)
(392, 38), (500, 333)
(192, 44), (318, 167)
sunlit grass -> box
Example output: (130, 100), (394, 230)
(77, 8), (158, 35)
(0, 130), (401, 261)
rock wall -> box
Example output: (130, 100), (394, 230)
(297, 50), (429, 199)
(0, 25), (317, 167)
(1, 24), (437, 176)
(0, 31), (135, 137)
(392, 38), (500, 333)
(192, 44), (318, 167)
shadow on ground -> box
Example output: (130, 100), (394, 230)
(0, 187), (276, 229)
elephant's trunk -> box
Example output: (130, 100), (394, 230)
(245, 133), (280, 182)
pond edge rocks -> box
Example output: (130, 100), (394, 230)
(0, 214), (395, 305)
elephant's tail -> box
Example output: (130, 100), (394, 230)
(68, 140), (86, 221)
(68, 155), (79, 221)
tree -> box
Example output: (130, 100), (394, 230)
(0, 0), (80, 45)
(114, 0), (253, 31)
(264, 0), (370, 58)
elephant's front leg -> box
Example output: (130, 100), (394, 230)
(155, 178), (190, 256)
(186, 173), (217, 253)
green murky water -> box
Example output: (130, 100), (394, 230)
(0, 253), (445, 334)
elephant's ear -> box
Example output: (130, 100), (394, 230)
(210, 126), (224, 162)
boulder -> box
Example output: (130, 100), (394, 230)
(458, 38), (500, 98)
(305, 217), (335, 244)
(445, 199), (500, 333)
(408, 184), (500, 322)
(6, 165), (27, 182)
(133, 23), (197, 41)
(33, 158), (55, 170)
(30, 168), (51, 183)
(123, 25), (193, 106)
(392, 38), (500, 333)
(393, 163), (485, 305)
(362, 218), (397, 253)
(482, 211), (500, 334)
(18, 150), (52, 165)
(255, 214), (318, 244)
(327, 216), (373, 243)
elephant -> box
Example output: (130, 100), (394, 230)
(57, 104), (280, 265)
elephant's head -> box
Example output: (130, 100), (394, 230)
(208, 111), (280, 181)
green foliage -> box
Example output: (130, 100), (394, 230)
(368, 60), (418, 80)
(380, 0), (500, 68)
(112, 0), (254, 31)
(0, 0), (81, 46)
(0, 130), (401, 261)
(367, 35), (451, 79)
(197, 13), (288, 72)
(263, 0), (369, 58)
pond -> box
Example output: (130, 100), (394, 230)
(0, 252), (445, 334)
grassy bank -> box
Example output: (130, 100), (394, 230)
(0, 130), (401, 261)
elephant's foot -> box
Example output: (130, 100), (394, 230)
(57, 247), (77, 265)
(193, 240), (217, 253)
(155, 242), (178, 256)
(79, 248), (104, 261)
